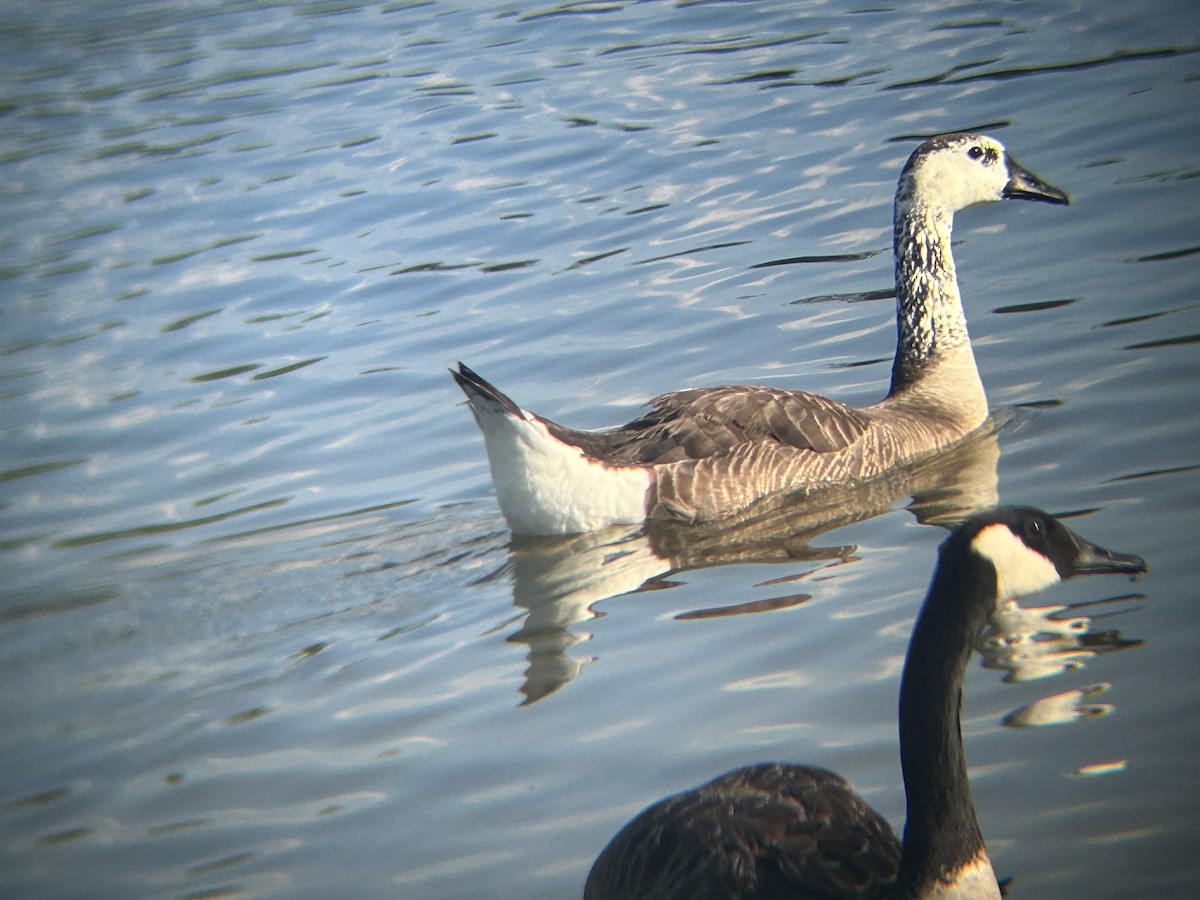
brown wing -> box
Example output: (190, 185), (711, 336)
(584, 763), (899, 900)
(595, 386), (873, 466)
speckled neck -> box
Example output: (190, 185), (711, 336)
(889, 186), (972, 394)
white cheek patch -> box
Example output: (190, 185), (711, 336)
(972, 523), (1061, 600)
(919, 147), (1007, 210)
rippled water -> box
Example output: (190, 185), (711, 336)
(2, 2), (1198, 898)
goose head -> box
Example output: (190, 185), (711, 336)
(898, 133), (1070, 214)
(964, 506), (1146, 602)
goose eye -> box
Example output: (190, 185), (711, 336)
(1024, 517), (1044, 541)
(967, 146), (985, 161)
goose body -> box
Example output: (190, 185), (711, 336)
(583, 508), (1146, 899)
(454, 134), (1068, 535)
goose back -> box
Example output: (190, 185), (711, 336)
(585, 763), (899, 900)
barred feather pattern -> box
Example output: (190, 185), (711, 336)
(633, 345), (987, 523)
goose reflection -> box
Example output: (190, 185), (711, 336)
(1001, 682), (1116, 728)
(977, 591), (1144, 683)
(973, 590), (1144, 729)
(500, 419), (1005, 705)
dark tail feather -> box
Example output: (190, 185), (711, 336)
(451, 362), (523, 416)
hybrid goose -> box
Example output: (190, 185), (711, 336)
(584, 507), (1146, 899)
(454, 133), (1069, 535)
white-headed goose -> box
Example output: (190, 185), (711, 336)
(583, 507), (1146, 899)
(454, 134), (1069, 535)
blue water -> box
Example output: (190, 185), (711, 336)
(2, 1), (1198, 897)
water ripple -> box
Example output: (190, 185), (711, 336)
(0, 1), (1196, 898)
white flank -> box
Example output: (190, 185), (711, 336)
(474, 406), (650, 535)
(971, 523), (1061, 600)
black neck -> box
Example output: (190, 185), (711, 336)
(894, 537), (995, 896)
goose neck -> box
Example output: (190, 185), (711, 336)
(890, 197), (971, 393)
(894, 543), (999, 898)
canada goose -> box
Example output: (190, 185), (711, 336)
(583, 507), (1145, 899)
(453, 133), (1068, 535)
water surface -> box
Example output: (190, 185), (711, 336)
(2, 2), (1198, 898)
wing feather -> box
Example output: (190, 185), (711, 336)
(599, 386), (872, 466)
(585, 763), (899, 900)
